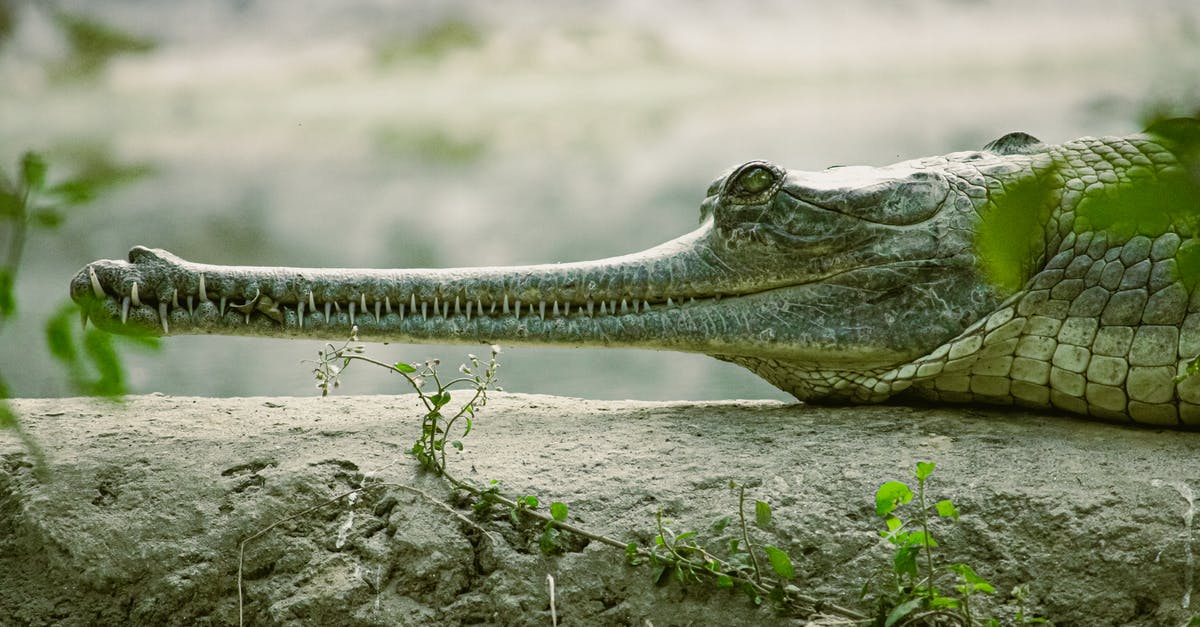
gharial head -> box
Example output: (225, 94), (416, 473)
(72, 131), (1065, 402)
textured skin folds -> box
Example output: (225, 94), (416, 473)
(72, 128), (1200, 426)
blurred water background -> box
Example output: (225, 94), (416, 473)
(2, 0), (1198, 400)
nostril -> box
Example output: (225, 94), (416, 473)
(127, 245), (156, 263)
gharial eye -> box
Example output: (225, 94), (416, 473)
(736, 166), (775, 194)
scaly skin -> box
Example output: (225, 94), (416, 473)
(71, 126), (1200, 426)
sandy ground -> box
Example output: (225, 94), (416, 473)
(2, 393), (1200, 626)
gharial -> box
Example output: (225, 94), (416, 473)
(72, 120), (1200, 428)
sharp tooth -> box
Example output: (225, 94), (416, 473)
(466, 300), (473, 321)
(360, 294), (367, 313)
(399, 303), (405, 320)
(553, 301), (559, 317)
(334, 301), (341, 313)
(130, 282), (141, 306)
(199, 273), (207, 301)
(455, 296), (461, 315)
(220, 297), (227, 316)
(88, 265), (105, 298)
(690, 297), (696, 304)
(434, 296), (440, 314)
(667, 297), (675, 307)
(298, 300), (305, 329)
(349, 301), (356, 326)
(477, 298), (483, 315)
(159, 302), (169, 334)
(187, 295), (194, 317)
(121, 296), (130, 323)
(491, 300), (497, 314)
(172, 289), (181, 309)
(442, 301), (449, 319)
(375, 300), (381, 321)
(564, 302), (570, 316)
(503, 294), (509, 314)
(411, 294), (417, 312)
(643, 300), (651, 312)
(308, 291), (316, 311)
(245, 311), (250, 324)
(385, 296), (392, 314)
(515, 300), (521, 320)
(80, 309), (89, 329)
(600, 301), (607, 315)
(421, 301), (427, 320)
(539, 301), (545, 320)
(610, 299), (617, 314)
(621, 299), (628, 314)
(587, 299), (594, 317)
(325, 302), (331, 320)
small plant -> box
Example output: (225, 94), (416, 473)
(873, 461), (999, 626)
(636, 482), (802, 608)
(310, 328), (500, 475)
(302, 336), (866, 621)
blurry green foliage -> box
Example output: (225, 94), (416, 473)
(374, 18), (483, 66)
(0, 0), (13, 48)
(977, 114), (1200, 293)
(50, 9), (156, 80)
(0, 149), (160, 475)
(372, 126), (487, 166)
(975, 165), (1061, 293)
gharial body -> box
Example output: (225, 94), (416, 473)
(72, 122), (1200, 428)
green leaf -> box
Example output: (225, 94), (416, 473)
(0, 269), (15, 320)
(538, 527), (559, 554)
(915, 461), (935, 482)
(755, 500), (772, 529)
(876, 481), (914, 517)
(893, 545), (921, 580)
(394, 361), (417, 373)
(884, 597), (924, 627)
(20, 152), (47, 192)
(45, 304), (78, 366)
(521, 495), (538, 508)
(762, 545), (795, 580)
(431, 391), (451, 408)
(81, 329), (127, 396)
(550, 501), (568, 522)
(935, 499), (959, 520)
(905, 530), (938, 548)
(0, 398), (16, 427)
(948, 563), (994, 593)
(30, 208), (64, 229)
(710, 515), (733, 533)
(450, 440), (463, 451)
(46, 179), (98, 205)
(930, 595), (960, 609)
(716, 573), (734, 588)
(975, 163), (1062, 292)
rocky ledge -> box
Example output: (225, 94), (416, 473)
(2, 394), (1199, 626)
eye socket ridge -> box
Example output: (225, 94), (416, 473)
(721, 161), (785, 204)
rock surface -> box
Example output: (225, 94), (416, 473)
(2, 393), (1199, 626)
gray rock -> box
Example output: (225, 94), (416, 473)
(2, 394), (1199, 626)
